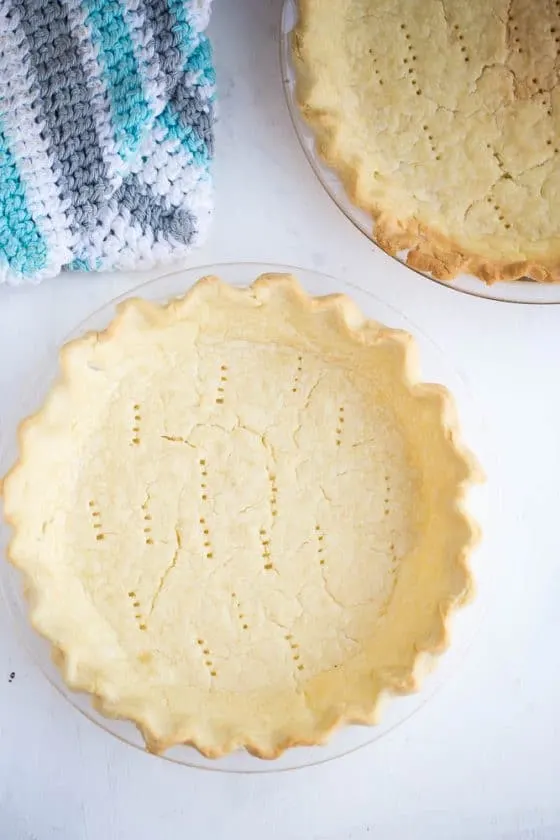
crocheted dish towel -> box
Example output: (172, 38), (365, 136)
(0, 0), (215, 284)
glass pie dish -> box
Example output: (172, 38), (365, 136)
(0, 263), (488, 772)
(280, 0), (560, 305)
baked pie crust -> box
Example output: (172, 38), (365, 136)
(2, 274), (479, 757)
(293, 0), (560, 283)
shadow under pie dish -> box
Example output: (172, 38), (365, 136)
(2, 274), (480, 758)
(291, 0), (560, 285)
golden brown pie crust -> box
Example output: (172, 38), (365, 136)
(293, 0), (560, 283)
(2, 275), (480, 757)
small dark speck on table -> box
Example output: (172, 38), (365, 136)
(8, 671), (15, 683)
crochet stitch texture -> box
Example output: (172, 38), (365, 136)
(0, 0), (214, 283)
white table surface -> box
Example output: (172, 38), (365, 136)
(1, 1), (560, 838)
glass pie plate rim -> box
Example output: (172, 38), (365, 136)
(280, 0), (560, 306)
(0, 261), (489, 774)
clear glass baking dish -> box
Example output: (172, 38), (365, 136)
(280, 0), (560, 305)
(0, 262), (488, 773)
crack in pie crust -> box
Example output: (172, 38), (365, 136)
(293, 0), (560, 283)
(2, 274), (479, 757)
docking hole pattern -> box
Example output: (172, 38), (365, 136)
(296, 0), (560, 277)
(64, 336), (418, 695)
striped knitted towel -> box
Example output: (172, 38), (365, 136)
(0, 0), (214, 284)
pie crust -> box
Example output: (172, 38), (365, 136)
(293, 0), (560, 283)
(2, 274), (479, 757)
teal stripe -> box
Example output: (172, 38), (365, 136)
(0, 121), (47, 277)
(188, 37), (216, 90)
(83, 0), (151, 158)
(67, 256), (104, 271)
(67, 257), (90, 271)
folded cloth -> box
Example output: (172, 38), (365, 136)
(0, 0), (214, 283)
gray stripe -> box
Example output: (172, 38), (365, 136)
(116, 177), (196, 244)
(12, 0), (108, 233)
(169, 77), (215, 156)
(143, 0), (184, 96)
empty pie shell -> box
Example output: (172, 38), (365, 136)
(293, 0), (560, 283)
(2, 274), (479, 757)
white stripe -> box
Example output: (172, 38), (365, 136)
(185, 0), (212, 34)
(130, 125), (198, 186)
(136, 135), (208, 209)
(94, 214), (182, 271)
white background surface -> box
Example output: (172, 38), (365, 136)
(1, 1), (559, 837)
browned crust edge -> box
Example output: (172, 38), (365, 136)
(292, 3), (560, 286)
(1, 273), (482, 759)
